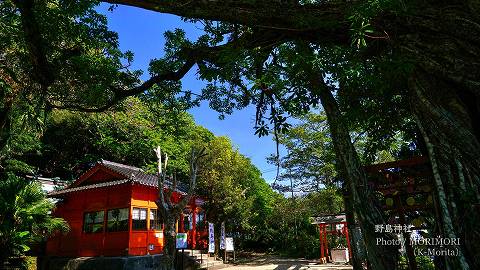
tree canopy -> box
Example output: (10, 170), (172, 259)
(29, 97), (213, 180)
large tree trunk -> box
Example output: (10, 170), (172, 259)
(155, 147), (205, 270)
(317, 84), (398, 270)
(408, 70), (480, 270)
(394, 4), (480, 269)
(161, 215), (177, 270)
(301, 45), (398, 269)
(343, 186), (367, 270)
(105, 0), (350, 44)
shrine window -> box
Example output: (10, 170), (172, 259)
(83, 210), (104, 233)
(107, 208), (129, 232)
(183, 213), (192, 231)
(149, 209), (163, 230)
(196, 210), (205, 230)
(196, 211), (205, 225)
(132, 207), (147, 230)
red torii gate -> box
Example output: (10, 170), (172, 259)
(311, 214), (351, 264)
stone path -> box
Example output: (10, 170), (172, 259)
(209, 254), (353, 270)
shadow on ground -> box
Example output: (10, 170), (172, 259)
(218, 253), (352, 270)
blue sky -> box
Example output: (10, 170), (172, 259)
(98, 4), (283, 182)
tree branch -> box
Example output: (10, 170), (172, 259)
(47, 28), (288, 112)
(166, 172), (175, 201)
(14, 0), (55, 88)
(47, 57), (197, 112)
(175, 147), (206, 211)
(105, 0), (351, 44)
(155, 146), (170, 212)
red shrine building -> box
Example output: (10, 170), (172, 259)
(46, 160), (207, 257)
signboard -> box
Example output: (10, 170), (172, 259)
(331, 248), (348, 263)
(176, 233), (188, 249)
(225, 237), (234, 252)
(220, 222), (226, 250)
(208, 222), (215, 253)
(155, 232), (163, 239)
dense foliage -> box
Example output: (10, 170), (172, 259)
(273, 111), (419, 192)
(268, 187), (344, 259)
(26, 97), (213, 181)
(0, 174), (69, 267)
(196, 136), (278, 250)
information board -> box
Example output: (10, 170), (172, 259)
(176, 233), (188, 249)
(225, 237), (234, 252)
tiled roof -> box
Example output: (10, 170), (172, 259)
(48, 160), (188, 197)
(311, 214), (347, 224)
(101, 160), (188, 192)
(48, 179), (130, 196)
(101, 160), (154, 186)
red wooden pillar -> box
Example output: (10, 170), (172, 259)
(343, 222), (352, 259)
(319, 224), (324, 260)
(192, 207), (197, 249)
(319, 223), (330, 263)
(324, 224), (329, 262)
(101, 210), (106, 255)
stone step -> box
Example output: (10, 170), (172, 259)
(199, 260), (224, 269)
(183, 249), (204, 255)
(197, 259), (223, 264)
(182, 250), (225, 269)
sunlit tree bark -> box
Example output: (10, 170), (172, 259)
(302, 53), (398, 269)
(154, 146), (206, 270)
